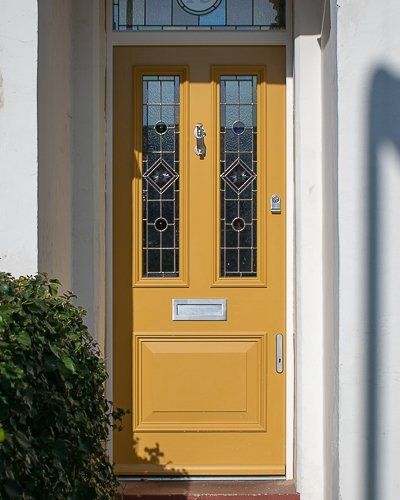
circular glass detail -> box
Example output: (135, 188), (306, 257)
(177, 0), (222, 16)
(232, 120), (246, 135)
(155, 121), (168, 135)
(154, 217), (168, 232)
(232, 217), (246, 232)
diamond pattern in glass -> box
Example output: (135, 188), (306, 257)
(221, 158), (256, 194)
(144, 158), (178, 194)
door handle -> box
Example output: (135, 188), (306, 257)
(194, 123), (206, 159)
(276, 333), (284, 373)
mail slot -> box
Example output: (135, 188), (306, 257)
(172, 299), (227, 321)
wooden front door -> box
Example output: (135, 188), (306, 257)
(113, 46), (286, 476)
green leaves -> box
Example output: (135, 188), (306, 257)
(18, 331), (31, 349)
(0, 272), (125, 499)
(60, 355), (76, 374)
(4, 479), (23, 498)
(0, 424), (5, 442)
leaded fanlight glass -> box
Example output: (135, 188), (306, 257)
(142, 75), (180, 278)
(113, 0), (285, 31)
(220, 75), (257, 278)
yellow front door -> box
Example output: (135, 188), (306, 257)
(113, 46), (286, 476)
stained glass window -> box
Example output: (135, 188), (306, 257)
(113, 0), (285, 31)
(220, 75), (257, 278)
(142, 75), (180, 278)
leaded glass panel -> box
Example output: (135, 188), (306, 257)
(113, 0), (285, 31)
(220, 75), (257, 278)
(142, 75), (180, 278)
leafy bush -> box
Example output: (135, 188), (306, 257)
(0, 273), (122, 499)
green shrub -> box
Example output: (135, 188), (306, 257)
(0, 273), (123, 499)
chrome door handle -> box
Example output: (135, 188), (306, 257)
(276, 333), (284, 373)
(194, 123), (206, 159)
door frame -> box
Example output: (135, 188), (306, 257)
(105, 0), (294, 480)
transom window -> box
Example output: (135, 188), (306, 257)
(113, 0), (286, 31)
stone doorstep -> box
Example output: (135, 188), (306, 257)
(117, 480), (300, 500)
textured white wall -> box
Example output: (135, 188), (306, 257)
(12, 2), (400, 497)
(321, 1), (339, 500)
(294, 1), (325, 498)
(38, 1), (106, 347)
(0, 0), (38, 275)
(38, 1), (73, 290)
(337, 1), (400, 499)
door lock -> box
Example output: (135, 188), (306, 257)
(194, 123), (206, 159)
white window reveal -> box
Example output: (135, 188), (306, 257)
(113, 0), (286, 31)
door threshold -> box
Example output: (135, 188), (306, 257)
(117, 479), (299, 499)
(119, 476), (287, 481)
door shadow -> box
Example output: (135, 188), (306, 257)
(116, 435), (188, 498)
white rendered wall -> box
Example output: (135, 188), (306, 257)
(70, 1), (106, 350)
(38, 1), (73, 291)
(38, 1), (106, 348)
(293, 1), (325, 498)
(0, 0), (38, 275)
(321, 1), (339, 499)
(337, 1), (400, 499)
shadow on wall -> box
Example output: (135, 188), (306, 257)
(37, 1), (104, 341)
(367, 68), (400, 500)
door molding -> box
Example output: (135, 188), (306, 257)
(105, 0), (294, 480)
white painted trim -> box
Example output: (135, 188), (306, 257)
(105, 1), (114, 461)
(285, 6), (294, 480)
(109, 30), (291, 46)
(293, 3), (324, 497)
(105, 0), (294, 479)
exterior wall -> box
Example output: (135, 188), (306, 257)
(70, 2), (106, 350)
(0, 1), (331, 497)
(337, 1), (400, 499)
(10, 1), (400, 499)
(38, 1), (73, 290)
(0, 0), (38, 275)
(321, 2), (339, 500)
(293, 1), (325, 498)
(38, 1), (106, 348)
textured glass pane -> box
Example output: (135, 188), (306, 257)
(148, 81), (161, 103)
(199, 0), (226, 26)
(113, 0), (285, 30)
(142, 75), (180, 278)
(173, 1), (198, 25)
(146, 0), (172, 25)
(220, 75), (257, 278)
(227, 0), (252, 26)
(239, 80), (253, 104)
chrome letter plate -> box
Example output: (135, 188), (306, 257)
(172, 299), (227, 321)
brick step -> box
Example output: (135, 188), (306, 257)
(117, 480), (300, 500)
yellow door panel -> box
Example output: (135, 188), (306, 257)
(113, 46), (286, 476)
(134, 333), (266, 432)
